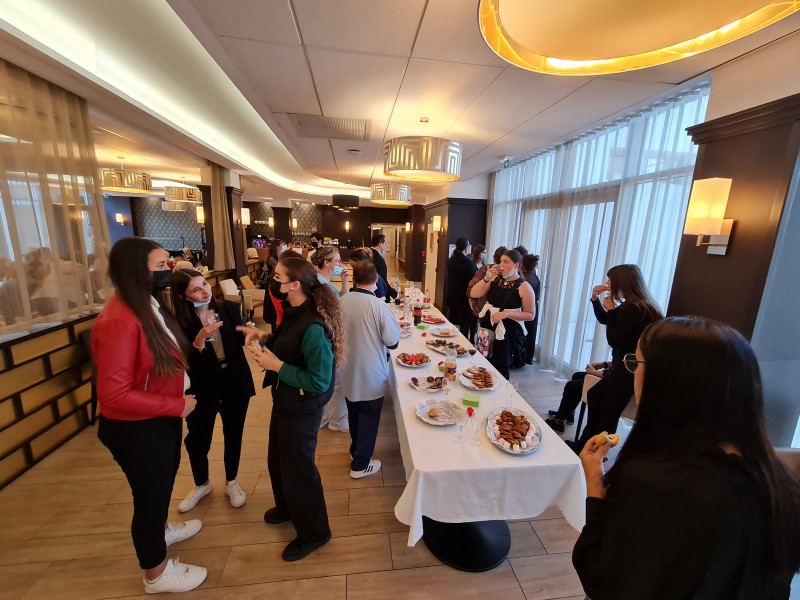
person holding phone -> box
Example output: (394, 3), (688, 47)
(93, 237), (206, 594)
(170, 269), (255, 513)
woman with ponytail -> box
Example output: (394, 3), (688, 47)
(92, 237), (206, 594)
(241, 257), (345, 562)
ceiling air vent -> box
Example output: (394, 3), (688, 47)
(288, 114), (370, 141)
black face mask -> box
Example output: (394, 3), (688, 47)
(151, 269), (172, 291)
(311, 241), (319, 248)
(269, 278), (290, 301)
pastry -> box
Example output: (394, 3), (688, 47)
(428, 408), (439, 418)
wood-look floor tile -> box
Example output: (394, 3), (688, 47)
(329, 512), (408, 537)
(381, 462), (407, 486)
(252, 471), (273, 495)
(348, 486), (404, 515)
(172, 521), (296, 550)
(508, 521), (547, 558)
(174, 575), (346, 600)
(530, 518), (580, 554)
(346, 561), (526, 600)
(0, 562), (51, 600)
(0, 508), (60, 541)
(388, 532), (442, 570)
(39, 503), (133, 537)
(12, 465), (126, 486)
(509, 553), (585, 600)
(21, 554), (149, 600)
(218, 533), (392, 586)
(0, 480), (127, 512)
(318, 466), (383, 490)
(0, 532), (133, 565)
(374, 435), (401, 454)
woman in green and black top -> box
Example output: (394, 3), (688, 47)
(242, 257), (346, 562)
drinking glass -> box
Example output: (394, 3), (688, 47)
(206, 311), (220, 342)
(469, 414), (482, 446)
(506, 378), (518, 403)
(454, 410), (467, 445)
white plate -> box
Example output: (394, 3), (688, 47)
(485, 407), (541, 455)
(425, 342), (468, 356)
(422, 316), (446, 324)
(431, 327), (459, 337)
(400, 329), (414, 339)
(415, 399), (463, 426)
(396, 354), (431, 368)
(459, 369), (500, 391)
(409, 376), (444, 393)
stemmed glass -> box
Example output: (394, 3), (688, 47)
(506, 378), (518, 402)
(469, 411), (482, 446)
(206, 311), (221, 342)
(454, 410), (467, 445)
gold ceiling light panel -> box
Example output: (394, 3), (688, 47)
(164, 186), (202, 203)
(99, 168), (152, 194)
(370, 182), (412, 205)
(478, 0), (800, 76)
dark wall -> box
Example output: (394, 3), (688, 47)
(272, 207), (293, 243)
(103, 196), (134, 245)
(131, 196), (203, 250)
(244, 201), (273, 243)
(321, 206), (411, 249)
(406, 205), (426, 282)
(226, 187), (246, 276)
(668, 94), (800, 339)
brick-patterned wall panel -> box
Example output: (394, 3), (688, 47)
(132, 196), (203, 251)
(0, 315), (97, 488)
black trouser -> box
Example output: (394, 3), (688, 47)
(523, 313), (539, 365)
(576, 366), (634, 447)
(553, 371), (589, 419)
(268, 405), (330, 542)
(184, 375), (250, 486)
(464, 313), (479, 344)
(345, 397), (383, 471)
(98, 415), (181, 570)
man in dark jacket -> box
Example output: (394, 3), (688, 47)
(445, 237), (476, 332)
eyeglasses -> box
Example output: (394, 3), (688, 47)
(623, 353), (646, 373)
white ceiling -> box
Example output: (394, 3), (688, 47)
(168, 0), (800, 200)
(3, 0), (800, 205)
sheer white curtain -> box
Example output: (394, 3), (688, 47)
(489, 83), (710, 377)
(0, 58), (112, 339)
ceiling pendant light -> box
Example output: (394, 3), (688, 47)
(332, 194), (360, 210)
(370, 182), (412, 206)
(478, 0), (800, 76)
(384, 118), (462, 181)
(99, 168), (153, 195)
(164, 186), (202, 203)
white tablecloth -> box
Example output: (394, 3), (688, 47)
(390, 306), (586, 546)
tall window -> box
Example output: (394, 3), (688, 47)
(489, 82), (710, 377)
(0, 59), (111, 340)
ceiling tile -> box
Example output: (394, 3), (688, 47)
(413, 0), (508, 67)
(391, 58), (504, 130)
(293, 0), (426, 56)
(219, 37), (320, 115)
(307, 48), (408, 122)
(191, 0), (300, 45)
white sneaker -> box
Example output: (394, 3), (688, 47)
(178, 482), (212, 513)
(350, 459), (381, 479)
(143, 558), (207, 594)
(225, 480), (247, 508)
(165, 520), (202, 547)
(328, 419), (350, 433)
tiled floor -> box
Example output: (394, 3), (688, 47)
(0, 280), (591, 599)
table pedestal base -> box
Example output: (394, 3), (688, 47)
(421, 517), (510, 572)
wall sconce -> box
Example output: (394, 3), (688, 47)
(683, 177), (734, 255)
(268, 216), (274, 228)
(405, 221), (411, 233)
(432, 215), (442, 232)
(241, 207), (251, 226)
(292, 218), (298, 229)
(345, 221), (350, 232)
(195, 206), (204, 225)
(114, 213), (125, 224)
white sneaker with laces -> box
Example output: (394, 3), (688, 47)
(143, 558), (207, 594)
(165, 520), (202, 547)
(350, 459), (381, 479)
(225, 480), (247, 508)
(178, 482), (212, 513)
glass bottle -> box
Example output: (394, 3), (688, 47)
(444, 345), (457, 381)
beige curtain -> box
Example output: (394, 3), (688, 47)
(0, 58), (111, 338)
(210, 164), (235, 271)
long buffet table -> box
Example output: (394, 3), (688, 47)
(388, 304), (586, 568)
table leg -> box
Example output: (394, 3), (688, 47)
(421, 517), (510, 572)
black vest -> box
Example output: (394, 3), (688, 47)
(264, 301), (335, 413)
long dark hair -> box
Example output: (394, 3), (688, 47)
(108, 237), (186, 376)
(280, 257), (346, 367)
(607, 264), (662, 321)
(607, 317), (800, 572)
(522, 254), (539, 273)
(170, 268), (219, 331)
(471, 244), (486, 264)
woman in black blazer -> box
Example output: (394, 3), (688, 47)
(171, 269), (256, 512)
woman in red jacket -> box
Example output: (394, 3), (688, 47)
(93, 237), (206, 594)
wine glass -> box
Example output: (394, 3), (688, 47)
(206, 311), (220, 342)
(467, 346), (477, 364)
(506, 378), (518, 403)
(454, 410), (467, 445)
(469, 413), (482, 447)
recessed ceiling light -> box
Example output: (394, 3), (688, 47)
(348, 149), (361, 155)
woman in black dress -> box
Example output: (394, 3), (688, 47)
(469, 249), (535, 379)
(573, 317), (800, 599)
(170, 269), (256, 513)
(572, 264), (662, 451)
